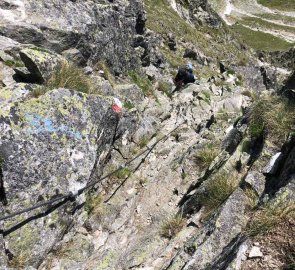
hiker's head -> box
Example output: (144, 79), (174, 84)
(186, 62), (193, 72)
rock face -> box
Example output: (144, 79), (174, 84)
(0, 89), (135, 267)
(0, 0), (294, 269)
(0, 0), (154, 74)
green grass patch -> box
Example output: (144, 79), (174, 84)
(128, 70), (153, 96)
(199, 173), (239, 217)
(257, 13), (295, 25)
(114, 167), (132, 179)
(258, 0), (295, 11)
(47, 61), (92, 93)
(231, 24), (294, 51)
(249, 95), (295, 142)
(30, 61), (99, 97)
(194, 142), (219, 170)
(4, 59), (24, 68)
(124, 100), (135, 110)
(241, 16), (295, 34)
(30, 86), (48, 98)
(138, 136), (150, 148)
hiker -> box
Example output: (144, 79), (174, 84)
(174, 63), (196, 89)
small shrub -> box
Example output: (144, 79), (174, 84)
(46, 61), (92, 94)
(237, 56), (248, 66)
(160, 214), (186, 239)
(128, 71), (153, 96)
(216, 109), (232, 121)
(199, 173), (238, 216)
(181, 172), (187, 180)
(194, 142), (219, 170)
(245, 201), (295, 237)
(203, 90), (211, 100)
(139, 177), (149, 186)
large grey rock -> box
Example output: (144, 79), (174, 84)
(19, 48), (62, 83)
(244, 171), (266, 196)
(0, 0), (153, 74)
(114, 84), (144, 104)
(0, 83), (34, 114)
(222, 127), (243, 154)
(0, 89), (133, 267)
(62, 48), (86, 66)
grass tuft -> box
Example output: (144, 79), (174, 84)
(114, 167), (132, 179)
(160, 214), (186, 239)
(249, 95), (295, 142)
(128, 71), (153, 96)
(199, 173), (239, 216)
(245, 201), (295, 237)
(244, 186), (259, 211)
(194, 142), (219, 170)
(46, 61), (92, 94)
(138, 136), (150, 149)
(124, 100), (135, 110)
(30, 86), (48, 98)
(30, 61), (97, 97)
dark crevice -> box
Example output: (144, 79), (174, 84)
(281, 71), (295, 101)
(247, 135), (264, 166)
(5, 248), (14, 261)
(264, 138), (295, 196)
(205, 234), (246, 270)
(113, 147), (128, 160)
(260, 66), (274, 90)
(135, 13), (145, 35)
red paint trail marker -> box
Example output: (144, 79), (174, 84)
(112, 97), (123, 113)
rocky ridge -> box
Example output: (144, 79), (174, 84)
(0, 0), (294, 270)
